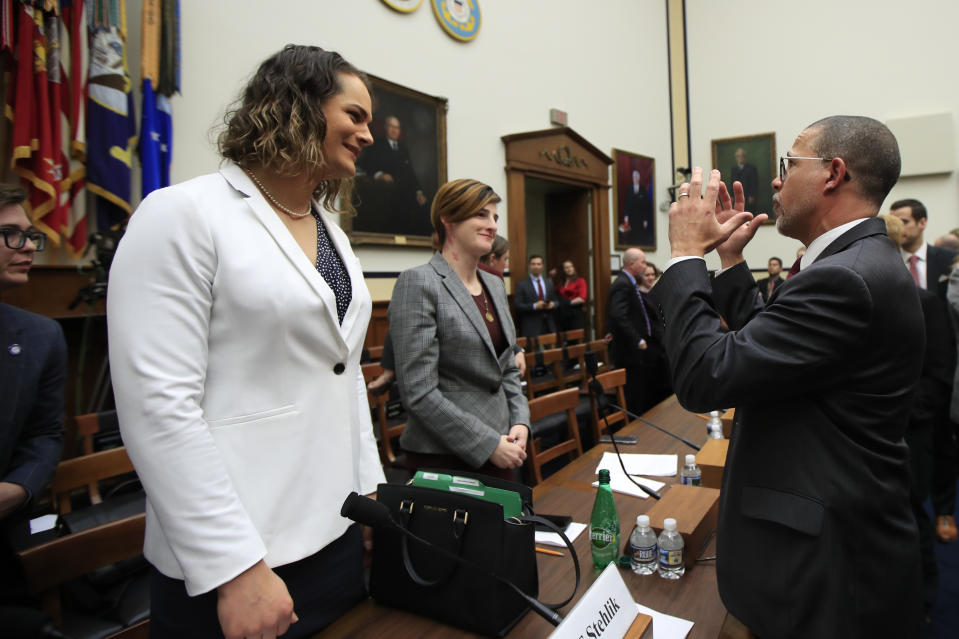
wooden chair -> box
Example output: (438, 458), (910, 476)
(362, 362), (405, 467)
(515, 336), (529, 351)
(23, 447), (148, 636)
(525, 387), (584, 485)
(522, 347), (566, 400)
(64, 410), (121, 460)
(562, 328), (585, 345)
(366, 345), (384, 362)
(589, 368), (630, 443)
(532, 332), (558, 350)
(556, 342), (587, 388)
(18, 513), (149, 637)
(584, 339), (614, 375)
(48, 446), (136, 514)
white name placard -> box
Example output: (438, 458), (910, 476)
(549, 563), (638, 639)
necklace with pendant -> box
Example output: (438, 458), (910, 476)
(481, 292), (494, 323)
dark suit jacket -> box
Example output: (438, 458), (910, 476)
(355, 138), (428, 236)
(730, 162), (759, 207)
(913, 288), (955, 423)
(620, 185), (653, 246)
(754, 275), (783, 303)
(649, 217), (923, 638)
(513, 276), (558, 337)
(606, 272), (662, 368)
(925, 243), (958, 298)
(0, 303), (66, 508)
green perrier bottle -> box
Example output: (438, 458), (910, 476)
(590, 469), (620, 569)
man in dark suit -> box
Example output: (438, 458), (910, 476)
(754, 256), (783, 303)
(607, 248), (669, 414)
(650, 116), (923, 637)
(891, 197), (959, 544)
(356, 115), (429, 236)
(513, 255), (558, 337)
(618, 170), (653, 247)
(0, 185), (66, 624)
(730, 147), (759, 210)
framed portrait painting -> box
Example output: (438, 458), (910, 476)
(612, 148), (655, 250)
(710, 132), (777, 222)
(346, 75), (448, 247)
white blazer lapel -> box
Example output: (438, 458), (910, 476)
(219, 163), (345, 340)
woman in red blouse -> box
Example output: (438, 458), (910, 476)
(557, 259), (587, 331)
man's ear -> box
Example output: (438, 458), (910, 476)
(823, 157), (849, 194)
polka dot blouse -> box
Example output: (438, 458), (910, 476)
(313, 211), (352, 325)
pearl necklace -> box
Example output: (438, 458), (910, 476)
(245, 169), (312, 219)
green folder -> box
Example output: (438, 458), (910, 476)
(411, 471), (523, 519)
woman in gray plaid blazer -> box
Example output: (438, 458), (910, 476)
(389, 179), (530, 480)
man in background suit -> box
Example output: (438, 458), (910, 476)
(607, 248), (669, 415)
(730, 147), (759, 209)
(356, 115), (429, 236)
(513, 255), (558, 337)
(0, 185), (66, 633)
(754, 256), (783, 303)
(619, 169), (653, 247)
(651, 116), (923, 637)
(891, 198), (959, 544)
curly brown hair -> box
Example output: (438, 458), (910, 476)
(217, 45), (370, 214)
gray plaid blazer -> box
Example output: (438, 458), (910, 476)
(389, 252), (530, 467)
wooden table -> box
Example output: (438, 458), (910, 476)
(319, 396), (731, 638)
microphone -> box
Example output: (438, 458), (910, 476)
(585, 352), (700, 451)
(340, 490), (394, 528)
(340, 493), (567, 626)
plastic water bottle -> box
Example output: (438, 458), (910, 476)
(629, 515), (658, 575)
(707, 410), (724, 439)
(657, 518), (685, 579)
(589, 469), (620, 569)
(680, 454), (701, 486)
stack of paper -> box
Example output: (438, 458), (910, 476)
(636, 602), (694, 638)
(592, 452), (671, 498)
(534, 522), (587, 547)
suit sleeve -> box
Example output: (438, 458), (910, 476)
(108, 189), (266, 595)
(389, 270), (502, 467)
(651, 258), (873, 413)
(608, 279), (644, 345)
(3, 320), (66, 501)
(712, 262), (765, 329)
(355, 364), (386, 494)
(514, 280), (535, 315)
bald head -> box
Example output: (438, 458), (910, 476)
(623, 248), (647, 276)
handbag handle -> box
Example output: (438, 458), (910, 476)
(519, 514), (581, 611)
(398, 500), (469, 587)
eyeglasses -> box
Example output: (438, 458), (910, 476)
(779, 156), (826, 181)
(779, 156), (853, 183)
(1, 228), (47, 251)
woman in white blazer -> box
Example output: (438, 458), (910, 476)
(108, 46), (384, 638)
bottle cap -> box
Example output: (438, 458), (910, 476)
(663, 517), (677, 532)
(598, 469), (611, 483)
(636, 514), (649, 527)
(685, 454), (696, 465)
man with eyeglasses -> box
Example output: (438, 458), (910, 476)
(649, 116), (923, 637)
(0, 184), (66, 629)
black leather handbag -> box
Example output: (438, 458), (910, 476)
(369, 470), (579, 637)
